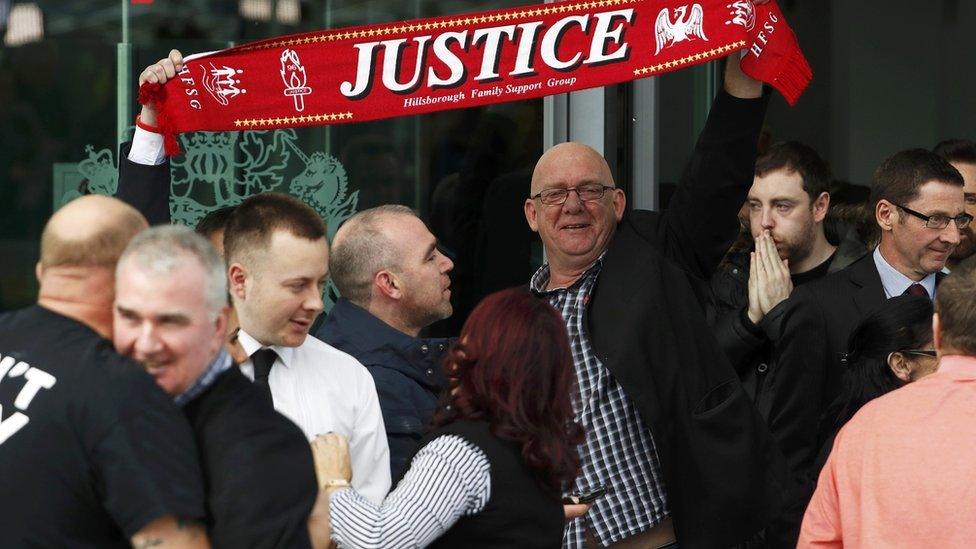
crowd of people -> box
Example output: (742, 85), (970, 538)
(1, 36), (975, 549)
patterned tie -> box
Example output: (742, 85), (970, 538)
(250, 348), (278, 405)
(904, 283), (929, 298)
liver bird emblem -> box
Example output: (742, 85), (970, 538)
(654, 4), (708, 55)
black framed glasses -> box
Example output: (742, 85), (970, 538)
(531, 184), (615, 206)
(898, 349), (937, 357)
(893, 203), (973, 230)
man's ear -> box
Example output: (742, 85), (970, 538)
(876, 200), (896, 232)
(35, 262), (44, 284)
(888, 352), (912, 383)
(228, 263), (248, 300)
(524, 198), (539, 232)
(611, 187), (626, 221)
(375, 270), (402, 300)
(813, 192), (830, 223)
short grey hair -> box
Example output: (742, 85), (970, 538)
(330, 205), (418, 306)
(117, 225), (227, 318)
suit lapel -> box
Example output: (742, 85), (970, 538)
(847, 255), (886, 316)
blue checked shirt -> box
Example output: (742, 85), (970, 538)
(531, 256), (670, 547)
(174, 348), (233, 406)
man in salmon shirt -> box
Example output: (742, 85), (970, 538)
(799, 257), (976, 548)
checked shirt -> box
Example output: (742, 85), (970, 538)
(531, 256), (670, 547)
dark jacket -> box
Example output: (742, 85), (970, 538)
(117, 141), (171, 225)
(708, 247), (858, 547)
(776, 254), (947, 462)
(710, 245), (859, 406)
(579, 89), (787, 548)
(182, 367), (318, 549)
(589, 212), (787, 548)
(314, 298), (452, 481)
(768, 254), (946, 546)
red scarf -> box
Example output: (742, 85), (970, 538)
(141, 0), (810, 156)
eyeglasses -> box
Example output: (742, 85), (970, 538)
(531, 184), (615, 206)
(893, 203), (973, 230)
(898, 349), (937, 357)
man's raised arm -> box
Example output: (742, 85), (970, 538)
(648, 53), (768, 280)
(116, 50), (183, 225)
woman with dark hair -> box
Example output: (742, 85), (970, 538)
(309, 287), (585, 548)
(818, 295), (937, 465)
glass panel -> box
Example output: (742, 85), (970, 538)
(654, 62), (716, 209)
(1, 21), (119, 309)
(0, 0), (544, 338)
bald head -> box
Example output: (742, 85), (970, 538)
(41, 195), (148, 269)
(531, 142), (615, 196)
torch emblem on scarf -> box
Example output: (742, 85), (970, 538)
(281, 49), (312, 112)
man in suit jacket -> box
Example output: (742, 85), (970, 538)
(113, 225), (323, 548)
(524, 55), (786, 547)
(769, 148), (970, 543)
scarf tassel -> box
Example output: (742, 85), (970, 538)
(138, 82), (183, 156)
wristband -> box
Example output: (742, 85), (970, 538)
(135, 114), (161, 134)
(323, 479), (351, 489)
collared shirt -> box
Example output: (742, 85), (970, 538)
(174, 348), (232, 406)
(530, 257), (670, 548)
(800, 355), (976, 548)
(237, 329), (391, 504)
(872, 247), (937, 299)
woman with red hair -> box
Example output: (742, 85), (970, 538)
(310, 287), (585, 548)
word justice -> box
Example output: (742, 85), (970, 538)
(340, 8), (635, 99)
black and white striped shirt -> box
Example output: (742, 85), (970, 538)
(531, 256), (670, 547)
(330, 435), (491, 548)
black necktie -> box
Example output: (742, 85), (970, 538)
(251, 348), (278, 405)
(904, 283), (929, 298)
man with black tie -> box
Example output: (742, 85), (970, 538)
(770, 148), (970, 538)
(223, 193), (391, 504)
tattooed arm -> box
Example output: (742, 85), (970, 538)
(131, 516), (210, 549)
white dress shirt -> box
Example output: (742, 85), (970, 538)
(872, 247), (938, 299)
(237, 329), (392, 504)
(128, 126), (167, 165)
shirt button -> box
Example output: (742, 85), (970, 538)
(757, 363), (769, 374)
(421, 344), (429, 353)
(426, 369), (434, 376)
(732, 268), (739, 274)
(437, 344), (445, 351)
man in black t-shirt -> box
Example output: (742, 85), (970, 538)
(0, 195), (207, 548)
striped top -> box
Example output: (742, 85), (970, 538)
(330, 435), (491, 548)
